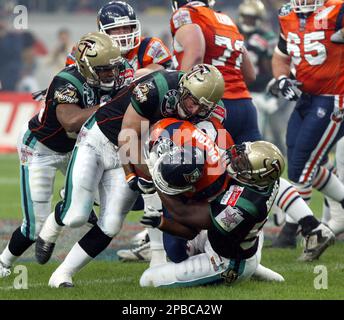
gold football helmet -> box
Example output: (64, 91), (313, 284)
(178, 64), (225, 121)
(238, 0), (266, 33)
(74, 32), (124, 91)
(227, 141), (285, 188)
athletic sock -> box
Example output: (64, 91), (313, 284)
(0, 227), (34, 267)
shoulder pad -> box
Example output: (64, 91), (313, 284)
(279, 3), (293, 17)
(172, 8), (193, 29)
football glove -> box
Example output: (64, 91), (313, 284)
(140, 206), (162, 228)
(126, 173), (156, 194)
(277, 76), (302, 101)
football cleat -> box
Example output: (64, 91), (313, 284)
(131, 229), (150, 247)
(117, 243), (151, 262)
(0, 260), (11, 278)
(35, 236), (56, 265)
(49, 271), (74, 288)
(298, 223), (335, 262)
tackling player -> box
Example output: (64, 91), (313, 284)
(0, 32), (130, 278)
(140, 137), (286, 287)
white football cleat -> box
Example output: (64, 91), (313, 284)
(298, 223), (335, 262)
(131, 229), (150, 246)
(117, 243), (151, 262)
(252, 264), (285, 282)
(0, 260), (11, 278)
(48, 270), (74, 288)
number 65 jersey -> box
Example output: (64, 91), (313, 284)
(277, 0), (344, 95)
(170, 3), (250, 99)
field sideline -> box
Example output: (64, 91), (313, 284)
(0, 154), (343, 300)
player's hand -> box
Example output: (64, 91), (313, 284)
(140, 206), (162, 228)
(277, 76), (302, 101)
(126, 173), (156, 194)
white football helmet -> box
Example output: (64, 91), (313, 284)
(291, 0), (325, 14)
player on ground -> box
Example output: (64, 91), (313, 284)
(140, 139), (286, 287)
(120, 63), (335, 263)
(0, 32), (130, 278)
(270, 0), (344, 247)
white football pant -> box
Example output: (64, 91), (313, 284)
(17, 123), (70, 240)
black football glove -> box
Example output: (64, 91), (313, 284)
(126, 174), (156, 194)
(277, 76), (302, 101)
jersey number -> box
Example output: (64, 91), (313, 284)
(212, 35), (244, 69)
(287, 31), (327, 66)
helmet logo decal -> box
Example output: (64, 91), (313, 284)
(183, 168), (202, 183)
(78, 40), (97, 62)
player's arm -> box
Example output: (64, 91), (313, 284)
(242, 46), (256, 84)
(56, 103), (99, 132)
(272, 35), (291, 78)
(134, 64), (164, 78)
(174, 24), (206, 71)
(118, 103), (148, 175)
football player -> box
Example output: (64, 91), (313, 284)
(270, 0), (344, 246)
(238, 0), (290, 154)
(120, 63), (335, 263)
(0, 32), (131, 278)
(170, 0), (260, 144)
(140, 138), (286, 287)
(66, 1), (174, 78)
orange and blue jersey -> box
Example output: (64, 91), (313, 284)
(170, 3), (251, 99)
(277, 0), (344, 95)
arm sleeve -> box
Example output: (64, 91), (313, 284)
(277, 34), (288, 56)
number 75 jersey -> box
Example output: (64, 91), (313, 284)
(170, 4), (250, 99)
(278, 0), (344, 95)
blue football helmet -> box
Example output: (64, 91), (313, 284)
(97, 1), (141, 54)
(152, 146), (205, 195)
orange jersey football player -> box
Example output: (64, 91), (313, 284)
(170, 0), (261, 145)
(270, 0), (344, 246)
(67, 1), (174, 78)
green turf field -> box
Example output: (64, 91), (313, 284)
(0, 154), (343, 300)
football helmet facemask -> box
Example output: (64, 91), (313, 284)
(226, 141), (285, 188)
(177, 64), (224, 122)
(171, 0), (215, 12)
(291, 0), (325, 14)
(75, 32), (124, 91)
(97, 1), (141, 54)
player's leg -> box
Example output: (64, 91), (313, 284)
(140, 237), (259, 288)
(36, 139), (103, 264)
(326, 137), (344, 235)
(222, 98), (262, 144)
(49, 166), (137, 288)
(272, 102), (304, 247)
(0, 128), (57, 277)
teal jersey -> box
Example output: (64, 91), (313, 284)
(208, 178), (279, 259)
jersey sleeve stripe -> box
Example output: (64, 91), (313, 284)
(152, 72), (170, 105)
(56, 72), (84, 96)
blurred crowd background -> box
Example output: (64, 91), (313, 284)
(0, 0), (286, 92)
